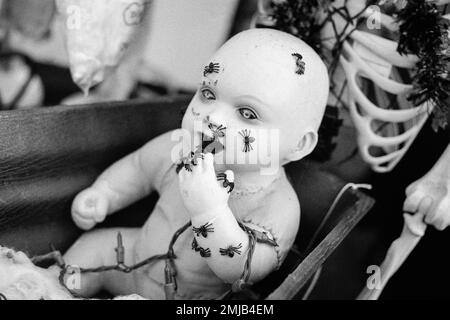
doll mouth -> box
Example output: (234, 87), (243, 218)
(200, 133), (224, 155)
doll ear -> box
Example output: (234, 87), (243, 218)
(286, 131), (318, 162)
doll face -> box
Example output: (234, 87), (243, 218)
(180, 29), (329, 174)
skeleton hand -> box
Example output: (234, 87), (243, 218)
(178, 153), (234, 217)
(403, 145), (450, 231)
(71, 187), (109, 230)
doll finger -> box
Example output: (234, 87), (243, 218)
(224, 170), (235, 183)
(204, 153), (215, 172)
(194, 155), (204, 172)
(74, 215), (96, 231)
(178, 169), (186, 183)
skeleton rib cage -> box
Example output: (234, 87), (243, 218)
(253, 0), (450, 173)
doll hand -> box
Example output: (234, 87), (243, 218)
(403, 174), (450, 231)
(71, 188), (109, 230)
(178, 153), (234, 217)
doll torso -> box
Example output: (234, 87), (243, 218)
(132, 164), (299, 300)
(132, 166), (228, 300)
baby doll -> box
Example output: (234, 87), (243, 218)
(64, 28), (329, 299)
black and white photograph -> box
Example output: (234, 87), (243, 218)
(0, 0), (449, 306)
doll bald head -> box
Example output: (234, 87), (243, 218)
(182, 29), (330, 171)
(205, 29), (329, 163)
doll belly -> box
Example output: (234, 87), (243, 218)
(133, 207), (229, 299)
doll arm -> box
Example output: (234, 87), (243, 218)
(403, 143), (450, 230)
(190, 208), (281, 284)
(72, 131), (176, 230)
(179, 154), (296, 284)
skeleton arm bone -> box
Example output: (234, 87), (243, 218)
(358, 212), (426, 300)
(359, 143), (450, 299)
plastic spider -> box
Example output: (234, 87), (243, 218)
(208, 123), (227, 139)
(192, 237), (199, 250)
(193, 222), (214, 238)
(192, 238), (211, 258)
(239, 129), (256, 153)
(292, 53), (306, 75)
(201, 133), (224, 155)
(219, 243), (243, 258)
(216, 172), (235, 194)
(203, 62), (220, 77)
(176, 152), (204, 174)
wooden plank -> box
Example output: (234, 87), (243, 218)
(266, 190), (375, 300)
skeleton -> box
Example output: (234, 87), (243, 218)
(253, 0), (447, 173)
(328, 0), (450, 298)
(253, 0), (450, 299)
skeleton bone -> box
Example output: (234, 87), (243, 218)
(335, 3), (441, 172)
(357, 212), (426, 300)
(358, 139), (450, 299)
(404, 144), (450, 230)
(318, 0), (450, 172)
(339, 35), (430, 172)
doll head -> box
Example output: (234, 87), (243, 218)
(181, 28), (329, 174)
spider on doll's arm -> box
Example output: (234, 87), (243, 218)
(219, 243), (243, 258)
(193, 222), (214, 238)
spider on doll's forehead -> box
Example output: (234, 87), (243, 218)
(203, 62), (221, 77)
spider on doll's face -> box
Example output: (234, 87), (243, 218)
(239, 130), (256, 153)
(208, 123), (226, 139)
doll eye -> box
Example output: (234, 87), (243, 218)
(201, 88), (216, 101)
(239, 108), (258, 120)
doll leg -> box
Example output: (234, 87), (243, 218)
(63, 228), (139, 298)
